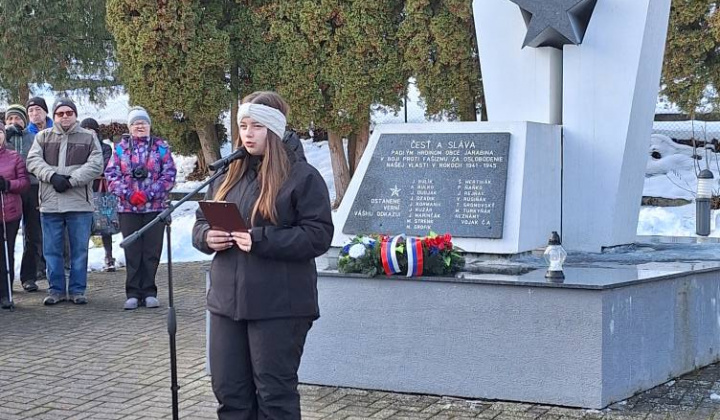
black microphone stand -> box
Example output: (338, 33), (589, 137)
(120, 165), (229, 420)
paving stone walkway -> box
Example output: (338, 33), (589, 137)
(1, 262), (720, 419)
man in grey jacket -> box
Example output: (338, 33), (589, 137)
(27, 98), (103, 305)
(5, 104), (44, 292)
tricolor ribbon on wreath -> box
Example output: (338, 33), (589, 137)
(406, 236), (424, 277)
(380, 234), (424, 277)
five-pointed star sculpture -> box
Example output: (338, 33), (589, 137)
(508, 0), (598, 49)
(390, 185), (401, 197)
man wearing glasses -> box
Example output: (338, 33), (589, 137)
(26, 98), (104, 305)
(4, 104), (44, 292)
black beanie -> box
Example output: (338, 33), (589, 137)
(26, 97), (48, 114)
(80, 118), (100, 133)
(52, 98), (78, 115)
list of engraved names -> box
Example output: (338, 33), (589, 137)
(343, 133), (510, 238)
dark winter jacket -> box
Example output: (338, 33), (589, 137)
(0, 146), (31, 221)
(93, 140), (113, 192)
(282, 130), (306, 162)
(6, 128), (38, 185)
(104, 135), (177, 213)
(101, 141), (112, 168)
(192, 147), (333, 321)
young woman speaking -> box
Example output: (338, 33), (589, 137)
(193, 91), (333, 419)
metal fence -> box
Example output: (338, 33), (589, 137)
(652, 118), (720, 143)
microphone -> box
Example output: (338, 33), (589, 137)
(208, 147), (247, 171)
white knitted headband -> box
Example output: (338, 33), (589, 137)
(237, 103), (287, 139)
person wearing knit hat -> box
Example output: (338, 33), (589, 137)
(127, 106), (151, 128)
(106, 105), (176, 310)
(4, 104), (45, 292)
(26, 97), (48, 114)
(27, 97), (52, 135)
(80, 118), (100, 133)
(5, 105), (28, 128)
(0, 114), (30, 309)
(52, 98), (78, 118)
(26, 97), (104, 305)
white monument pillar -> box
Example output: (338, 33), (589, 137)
(474, 0), (671, 252)
(562, 0), (671, 251)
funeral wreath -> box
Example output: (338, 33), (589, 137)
(338, 232), (465, 277)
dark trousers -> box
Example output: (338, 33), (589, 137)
(119, 212), (163, 299)
(209, 314), (313, 420)
(102, 234), (113, 260)
(20, 184), (44, 282)
(0, 220), (19, 300)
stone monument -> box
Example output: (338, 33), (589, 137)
(297, 0), (720, 411)
(333, 0), (671, 254)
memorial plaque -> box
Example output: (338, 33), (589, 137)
(343, 132), (511, 238)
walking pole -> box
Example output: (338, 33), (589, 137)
(1, 192), (14, 311)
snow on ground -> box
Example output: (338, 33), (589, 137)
(644, 134), (701, 201)
(304, 139), (335, 200)
(635, 204), (720, 237)
(642, 128), (720, 238)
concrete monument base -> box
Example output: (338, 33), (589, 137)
(299, 262), (720, 409)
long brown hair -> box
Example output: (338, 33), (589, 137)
(213, 91), (291, 225)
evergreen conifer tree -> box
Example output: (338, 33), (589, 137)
(226, 1), (281, 142)
(261, 0), (407, 205)
(0, 0), (115, 102)
(398, 0), (484, 121)
(661, 0), (720, 115)
(107, 0), (230, 172)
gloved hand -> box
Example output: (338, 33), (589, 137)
(129, 191), (148, 207)
(0, 176), (8, 192)
(50, 173), (72, 193)
(4, 124), (23, 139)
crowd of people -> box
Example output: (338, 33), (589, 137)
(1, 90), (331, 419)
(0, 97), (177, 310)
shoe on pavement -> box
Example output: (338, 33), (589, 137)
(43, 294), (65, 305)
(144, 296), (160, 308)
(124, 297), (139, 310)
(22, 280), (38, 292)
(69, 294), (88, 305)
(0, 297), (13, 309)
(103, 258), (116, 273)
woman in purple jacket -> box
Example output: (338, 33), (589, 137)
(0, 121), (30, 309)
(105, 107), (176, 310)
